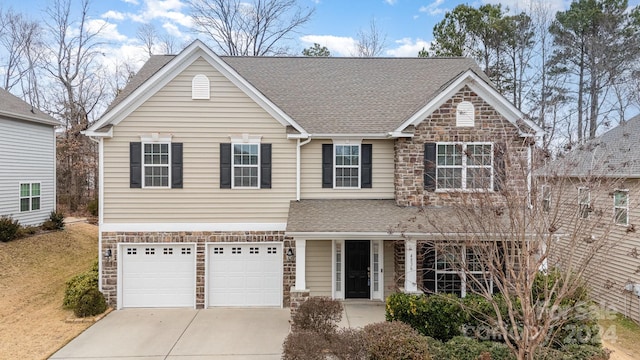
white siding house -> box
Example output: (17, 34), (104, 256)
(0, 88), (58, 226)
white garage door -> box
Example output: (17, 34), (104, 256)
(121, 244), (196, 308)
(208, 243), (282, 307)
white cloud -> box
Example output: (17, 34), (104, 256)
(122, 0), (140, 4)
(384, 0), (397, 5)
(162, 22), (191, 41)
(419, 0), (446, 16)
(87, 19), (129, 42)
(481, 0), (569, 14)
(385, 38), (430, 57)
(101, 10), (126, 21)
(300, 35), (357, 56)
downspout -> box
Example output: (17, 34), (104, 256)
(296, 137), (312, 201)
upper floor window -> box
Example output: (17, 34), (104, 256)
(129, 138), (183, 189)
(335, 144), (360, 188)
(613, 190), (629, 225)
(321, 142), (372, 189)
(143, 143), (170, 188)
(434, 143), (493, 190)
(578, 187), (590, 218)
(20, 182), (40, 212)
(232, 143), (259, 188)
(541, 185), (551, 212)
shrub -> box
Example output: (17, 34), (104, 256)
(291, 297), (343, 336)
(386, 292), (465, 341)
(282, 330), (330, 360)
(0, 216), (21, 242)
(533, 344), (610, 360)
(74, 287), (107, 317)
(42, 211), (65, 230)
(362, 321), (432, 360)
(17, 225), (39, 237)
(439, 336), (515, 360)
(63, 261), (99, 309)
(330, 328), (368, 360)
(87, 198), (99, 217)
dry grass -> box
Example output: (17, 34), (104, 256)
(601, 314), (640, 360)
(0, 223), (98, 360)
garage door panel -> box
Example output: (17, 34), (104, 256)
(122, 244), (195, 308)
(208, 243), (282, 307)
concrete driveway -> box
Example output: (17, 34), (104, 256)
(49, 308), (291, 360)
(49, 302), (385, 360)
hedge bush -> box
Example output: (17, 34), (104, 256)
(291, 297), (343, 336)
(87, 199), (99, 217)
(63, 260), (99, 310)
(386, 292), (465, 341)
(363, 321), (432, 360)
(0, 216), (21, 242)
(42, 211), (65, 230)
(74, 287), (107, 317)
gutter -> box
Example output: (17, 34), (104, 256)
(296, 137), (312, 200)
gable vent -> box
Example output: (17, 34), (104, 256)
(192, 74), (210, 100)
(456, 101), (474, 127)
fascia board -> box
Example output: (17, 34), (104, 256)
(0, 110), (60, 126)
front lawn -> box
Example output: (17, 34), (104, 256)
(601, 313), (640, 360)
(0, 223), (98, 359)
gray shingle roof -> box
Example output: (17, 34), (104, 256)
(0, 88), (58, 126)
(221, 56), (485, 134)
(104, 54), (487, 134)
(547, 114), (640, 178)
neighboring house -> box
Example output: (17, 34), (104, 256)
(84, 40), (543, 309)
(541, 114), (640, 323)
(0, 88), (58, 226)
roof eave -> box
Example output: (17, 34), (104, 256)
(0, 110), (59, 126)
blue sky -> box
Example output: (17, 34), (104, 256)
(3, 0), (640, 67)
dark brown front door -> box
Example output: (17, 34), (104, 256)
(345, 240), (370, 298)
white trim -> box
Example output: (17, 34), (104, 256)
(435, 142), (494, 191)
(0, 109), (60, 126)
(404, 239), (418, 292)
(294, 239), (307, 290)
(456, 101), (475, 127)
(372, 240), (383, 300)
(192, 74), (210, 100)
(141, 141), (172, 189)
(18, 181), (42, 212)
(296, 138), (312, 200)
(333, 142), (362, 189)
(101, 222), (287, 232)
(613, 189), (629, 226)
(231, 142), (260, 189)
(286, 231), (541, 240)
(394, 70), (544, 138)
(140, 133), (173, 142)
(99, 138), (104, 224)
(52, 129), (57, 211)
(230, 134), (262, 143)
(86, 40), (308, 137)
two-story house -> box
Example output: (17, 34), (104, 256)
(0, 88), (58, 226)
(540, 114), (640, 323)
(83, 40), (542, 309)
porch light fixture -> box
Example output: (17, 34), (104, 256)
(104, 248), (112, 261)
(286, 248), (294, 261)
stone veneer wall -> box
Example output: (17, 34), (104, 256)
(101, 230), (295, 308)
(395, 85), (529, 207)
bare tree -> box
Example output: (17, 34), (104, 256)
(136, 23), (158, 58)
(353, 18), (386, 57)
(159, 34), (180, 55)
(0, 8), (42, 96)
(188, 0), (314, 56)
(43, 0), (106, 212)
(395, 140), (633, 360)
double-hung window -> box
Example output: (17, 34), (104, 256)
(19, 183), (40, 212)
(541, 185), (551, 212)
(614, 190), (629, 225)
(425, 244), (492, 297)
(232, 143), (259, 188)
(143, 143), (170, 188)
(435, 143), (493, 190)
(578, 187), (590, 218)
(334, 144), (360, 188)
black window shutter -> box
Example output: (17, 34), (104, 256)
(322, 144), (333, 188)
(171, 143), (183, 188)
(220, 143), (232, 188)
(361, 144), (372, 188)
(260, 143), (272, 189)
(424, 143), (437, 192)
(494, 142), (506, 192)
(130, 142), (142, 188)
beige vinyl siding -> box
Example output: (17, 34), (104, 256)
(384, 241), (396, 298)
(102, 57), (297, 223)
(548, 178), (640, 322)
(306, 240), (332, 297)
(300, 140), (395, 199)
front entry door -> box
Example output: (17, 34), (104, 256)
(345, 240), (370, 298)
